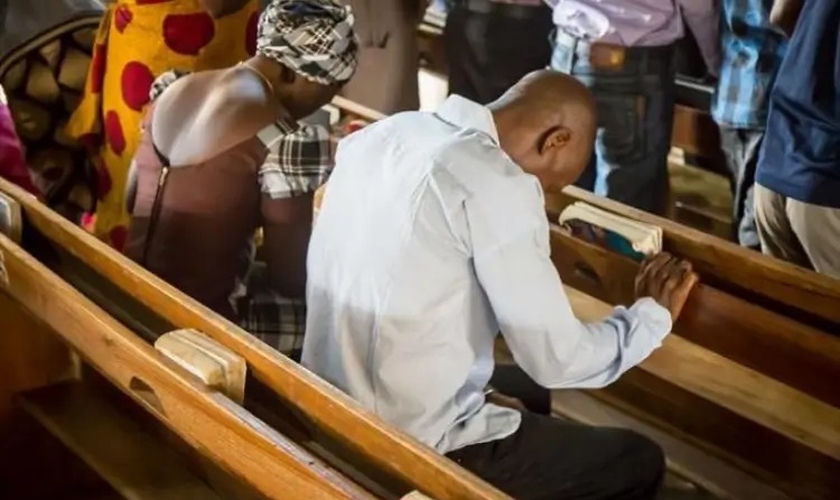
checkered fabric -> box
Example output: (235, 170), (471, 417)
(258, 0), (358, 85)
(232, 246), (307, 358)
(711, 0), (788, 129)
(259, 121), (331, 199)
(237, 286), (307, 358)
(148, 68), (190, 102)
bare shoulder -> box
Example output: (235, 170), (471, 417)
(151, 70), (276, 164)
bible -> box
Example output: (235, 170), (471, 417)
(557, 201), (662, 261)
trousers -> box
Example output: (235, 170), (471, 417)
(447, 411), (665, 500)
(719, 127), (762, 249)
(551, 31), (676, 215)
(444, 0), (553, 104)
(755, 184), (840, 279)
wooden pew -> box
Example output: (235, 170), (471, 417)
(548, 228), (840, 408)
(544, 186), (840, 327)
(0, 178), (509, 500)
(0, 230), (377, 499)
(493, 284), (840, 499)
(560, 287), (840, 500)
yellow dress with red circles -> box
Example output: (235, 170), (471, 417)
(66, 0), (259, 249)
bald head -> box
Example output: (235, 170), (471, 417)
(488, 70), (597, 189)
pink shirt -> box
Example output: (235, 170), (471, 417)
(0, 86), (38, 195)
(547, 0), (720, 75)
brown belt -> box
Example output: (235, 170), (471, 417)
(554, 29), (675, 71)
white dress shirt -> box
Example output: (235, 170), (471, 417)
(302, 95), (672, 454)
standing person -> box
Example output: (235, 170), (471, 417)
(755, 0), (840, 279)
(548, 0), (720, 215)
(0, 85), (39, 195)
(712, 0), (788, 250)
(338, 0), (426, 113)
(303, 70), (698, 499)
(124, 0), (357, 358)
(67, 0), (260, 250)
(443, 0), (554, 104)
(0, 0), (105, 221)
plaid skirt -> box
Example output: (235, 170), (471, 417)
(233, 249), (306, 360)
(237, 288), (306, 360)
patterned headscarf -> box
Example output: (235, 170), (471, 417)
(257, 0), (358, 86)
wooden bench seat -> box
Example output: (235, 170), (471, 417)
(18, 381), (221, 500)
(550, 390), (791, 500)
(563, 287), (839, 500)
(495, 285), (840, 499)
(0, 180), (507, 500)
(548, 228), (840, 408)
(0, 231), (378, 500)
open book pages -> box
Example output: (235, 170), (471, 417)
(557, 201), (662, 260)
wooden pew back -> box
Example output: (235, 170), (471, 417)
(545, 187), (840, 327)
(0, 178), (508, 500)
(549, 227), (840, 408)
(0, 230), (375, 499)
(563, 287), (840, 500)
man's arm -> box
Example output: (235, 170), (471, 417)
(770, 0), (805, 37)
(678, 0), (721, 78)
(472, 222), (672, 388)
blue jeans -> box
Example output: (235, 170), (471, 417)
(550, 32), (676, 215)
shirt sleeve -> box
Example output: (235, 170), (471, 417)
(679, 0), (722, 77)
(259, 124), (332, 200)
(467, 186), (672, 389)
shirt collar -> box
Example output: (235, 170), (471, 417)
(435, 95), (500, 145)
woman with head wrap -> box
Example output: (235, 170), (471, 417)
(65, 0), (260, 249)
(123, 0), (357, 359)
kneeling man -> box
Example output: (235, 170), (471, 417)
(303, 70), (696, 499)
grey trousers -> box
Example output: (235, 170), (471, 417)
(719, 127), (762, 249)
(338, 0), (422, 114)
(755, 184), (840, 279)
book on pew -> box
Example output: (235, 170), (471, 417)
(557, 202), (662, 261)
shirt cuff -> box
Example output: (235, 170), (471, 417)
(629, 297), (673, 344)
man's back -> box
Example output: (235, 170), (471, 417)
(303, 97), (544, 452)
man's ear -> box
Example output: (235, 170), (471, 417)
(539, 126), (571, 155)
